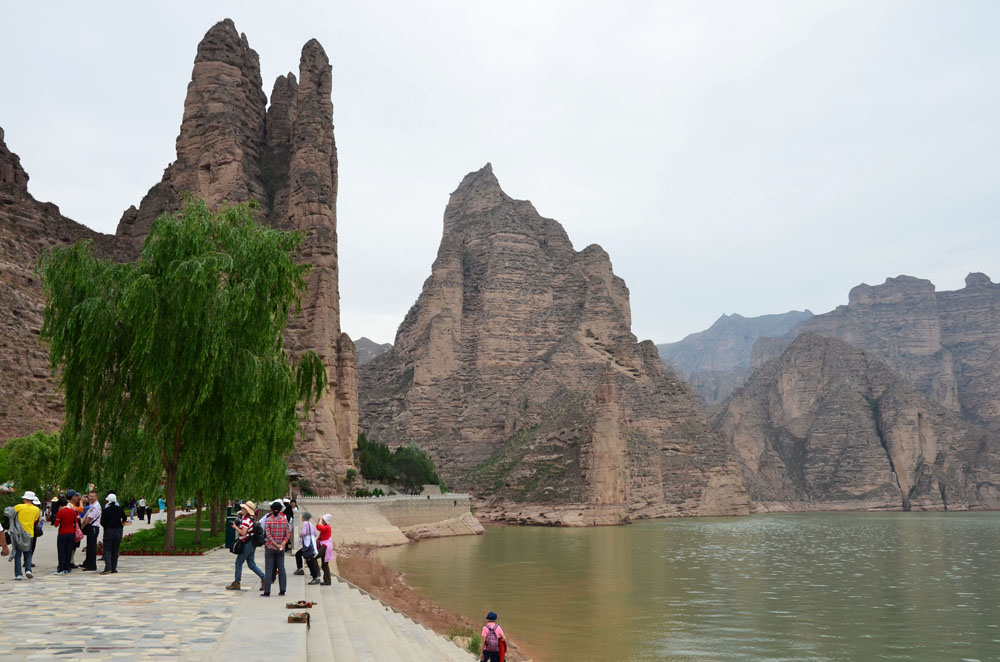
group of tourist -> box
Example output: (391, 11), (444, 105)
(227, 498), (334, 596)
(2, 489), (128, 579)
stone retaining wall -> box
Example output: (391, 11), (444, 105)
(297, 495), (476, 546)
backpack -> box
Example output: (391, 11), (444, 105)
(484, 623), (500, 652)
(252, 521), (266, 547)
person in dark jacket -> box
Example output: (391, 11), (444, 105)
(100, 493), (127, 574)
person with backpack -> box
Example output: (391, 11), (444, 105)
(481, 611), (506, 662)
(227, 501), (265, 591)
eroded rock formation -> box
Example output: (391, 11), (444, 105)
(355, 338), (393, 366)
(658, 311), (813, 406)
(715, 333), (1000, 511)
(793, 275), (1000, 433)
(2, 20), (357, 491)
(114, 20), (357, 489)
(360, 165), (749, 524)
(0, 128), (117, 440)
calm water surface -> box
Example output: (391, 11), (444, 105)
(379, 513), (1000, 662)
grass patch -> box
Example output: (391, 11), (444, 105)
(120, 516), (225, 552)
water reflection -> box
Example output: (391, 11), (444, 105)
(379, 513), (1000, 662)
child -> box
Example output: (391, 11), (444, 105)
(481, 611), (506, 662)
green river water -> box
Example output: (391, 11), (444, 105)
(379, 512), (1000, 662)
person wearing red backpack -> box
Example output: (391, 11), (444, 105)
(481, 611), (506, 662)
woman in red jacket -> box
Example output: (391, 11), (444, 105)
(54, 497), (78, 575)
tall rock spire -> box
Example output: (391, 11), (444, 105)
(114, 20), (358, 492)
(360, 167), (749, 524)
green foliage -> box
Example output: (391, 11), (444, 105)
(354, 487), (385, 498)
(38, 198), (325, 547)
(120, 516), (225, 551)
(473, 424), (541, 492)
(467, 632), (482, 655)
(0, 431), (60, 497)
(297, 479), (316, 497)
(345, 468), (357, 485)
(356, 433), (441, 494)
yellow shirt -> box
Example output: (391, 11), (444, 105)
(14, 503), (40, 538)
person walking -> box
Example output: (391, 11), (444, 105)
(293, 511), (321, 585)
(100, 493), (127, 574)
(137, 498), (146, 522)
(80, 491), (102, 571)
(261, 500), (290, 597)
(316, 513), (335, 585)
(7, 491), (40, 579)
(157, 496), (166, 516)
(0, 516), (10, 557)
(227, 501), (265, 591)
(54, 496), (77, 575)
(480, 612), (506, 662)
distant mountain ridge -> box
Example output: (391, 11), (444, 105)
(355, 337), (392, 366)
(657, 310), (813, 405)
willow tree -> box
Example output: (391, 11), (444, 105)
(39, 199), (325, 548)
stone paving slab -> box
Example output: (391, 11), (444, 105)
(0, 549), (249, 662)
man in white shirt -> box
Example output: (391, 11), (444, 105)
(80, 491), (102, 571)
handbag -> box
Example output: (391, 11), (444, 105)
(34, 521), (43, 538)
(74, 521), (85, 543)
(231, 538), (246, 555)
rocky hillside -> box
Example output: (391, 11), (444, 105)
(0, 128), (118, 441)
(790, 275), (1000, 434)
(360, 165), (749, 524)
(355, 337), (392, 366)
(658, 311), (812, 406)
(1, 20), (357, 492)
(715, 333), (1000, 512)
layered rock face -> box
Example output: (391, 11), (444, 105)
(715, 333), (1000, 511)
(360, 165), (749, 524)
(794, 275), (1000, 433)
(355, 338), (393, 366)
(658, 310), (813, 406)
(0, 128), (117, 440)
(0, 21), (356, 491)
(114, 20), (358, 489)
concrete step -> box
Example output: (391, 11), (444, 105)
(305, 580), (336, 662)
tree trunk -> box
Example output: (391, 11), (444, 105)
(193, 490), (203, 544)
(164, 463), (178, 550)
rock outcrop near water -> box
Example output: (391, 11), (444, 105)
(790, 275), (1000, 434)
(658, 310), (813, 406)
(715, 333), (1000, 511)
(360, 165), (749, 524)
(1, 21), (357, 491)
(0, 128), (118, 440)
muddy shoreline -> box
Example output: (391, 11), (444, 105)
(337, 544), (537, 661)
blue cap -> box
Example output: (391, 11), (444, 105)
(486, 612), (497, 621)
(66, 490), (79, 498)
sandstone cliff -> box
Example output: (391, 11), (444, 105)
(1, 20), (357, 492)
(360, 165), (749, 524)
(715, 333), (1000, 511)
(791, 275), (1000, 434)
(114, 20), (358, 489)
(0, 127), (117, 440)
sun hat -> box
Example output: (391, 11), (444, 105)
(32, 497), (41, 505)
(106, 493), (118, 504)
(21, 491), (37, 501)
(282, 498), (290, 504)
(240, 501), (256, 515)
(487, 611), (498, 621)
(322, 513), (332, 523)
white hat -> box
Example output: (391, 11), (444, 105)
(106, 493), (118, 504)
(322, 513), (332, 523)
(32, 497), (41, 505)
(22, 491), (37, 501)
(282, 498), (290, 503)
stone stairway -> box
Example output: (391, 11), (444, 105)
(305, 574), (477, 661)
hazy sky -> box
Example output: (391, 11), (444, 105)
(3, 1), (998, 344)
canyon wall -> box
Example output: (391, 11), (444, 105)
(360, 165), (749, 524)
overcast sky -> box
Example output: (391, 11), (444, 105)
(3, 1), (998, 345)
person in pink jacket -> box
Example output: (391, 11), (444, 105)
(316, 513), (335, 585)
